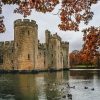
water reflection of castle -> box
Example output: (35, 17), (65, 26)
(8, 72), (70, 100)
(0, 19), (69, 71)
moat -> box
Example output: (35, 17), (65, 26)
(0, 70), (100, 100)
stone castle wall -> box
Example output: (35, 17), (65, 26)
(14, 19), (38, 70)
(0, 19), (69, 71)
(0, 41), (14, 70)
(61, 42), (69, 68)
(45, 30), (69, 70)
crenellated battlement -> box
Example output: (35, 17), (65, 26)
(38, 43), (46, 50)
(45, 30), (61, 41)
(52, 33), (61, 41)
(14, 19), (38, 28)
(0, 42), (4, 47)
(62, 41), (69, 44)
(45, 30), (51, 34)
(0, 41), (14, 48)
(61, 41), (69, 48)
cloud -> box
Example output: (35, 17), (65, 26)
(0, 2), (100, 52)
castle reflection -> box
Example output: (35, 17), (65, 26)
(0, 70), (100, 100)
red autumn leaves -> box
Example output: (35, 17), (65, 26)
(69, 26), (100, 66)
(0, 0), (99, 33)
(58, 0), (96, 31)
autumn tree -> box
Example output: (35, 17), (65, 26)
(81, 26), (100, 67)
(69, 50), (82, 67)
(0, 0), (99, 33)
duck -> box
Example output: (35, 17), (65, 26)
(91, 88), (94, 91)
(67, 83), (75, 89)
(84, 86), (88, 89)
(70, 86), (75, 89)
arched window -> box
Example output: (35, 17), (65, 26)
(44, 60), (45, 65)
(28, 54), (30, 60)
(11, 60), (13, 63)
(28, 30), (30, 36)
(12, 49), (13, 53)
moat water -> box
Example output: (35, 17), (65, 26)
(0, 70), (100, 100)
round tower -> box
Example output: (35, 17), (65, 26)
(14, 19), (38, 71)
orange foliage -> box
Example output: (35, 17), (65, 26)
(0, 0), (99, 33)
(81, 26), (100, 66)
(70, 26), (100, 66)
(69, 50), (81, 67)
(58, 0), (97, 31)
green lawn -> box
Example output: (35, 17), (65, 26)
(75, 65), (95, 68)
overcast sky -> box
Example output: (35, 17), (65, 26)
(0, 2), (100, 52)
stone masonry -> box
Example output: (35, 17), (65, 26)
(0, 19), (69, 71)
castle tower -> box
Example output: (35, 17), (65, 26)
(14, 19), (38, 70)
(45, 30), (50, 46)
(61, 42), (69, 68)
(45, 31), (63, 70)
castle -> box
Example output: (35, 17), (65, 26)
(0, 19), (69, 71)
